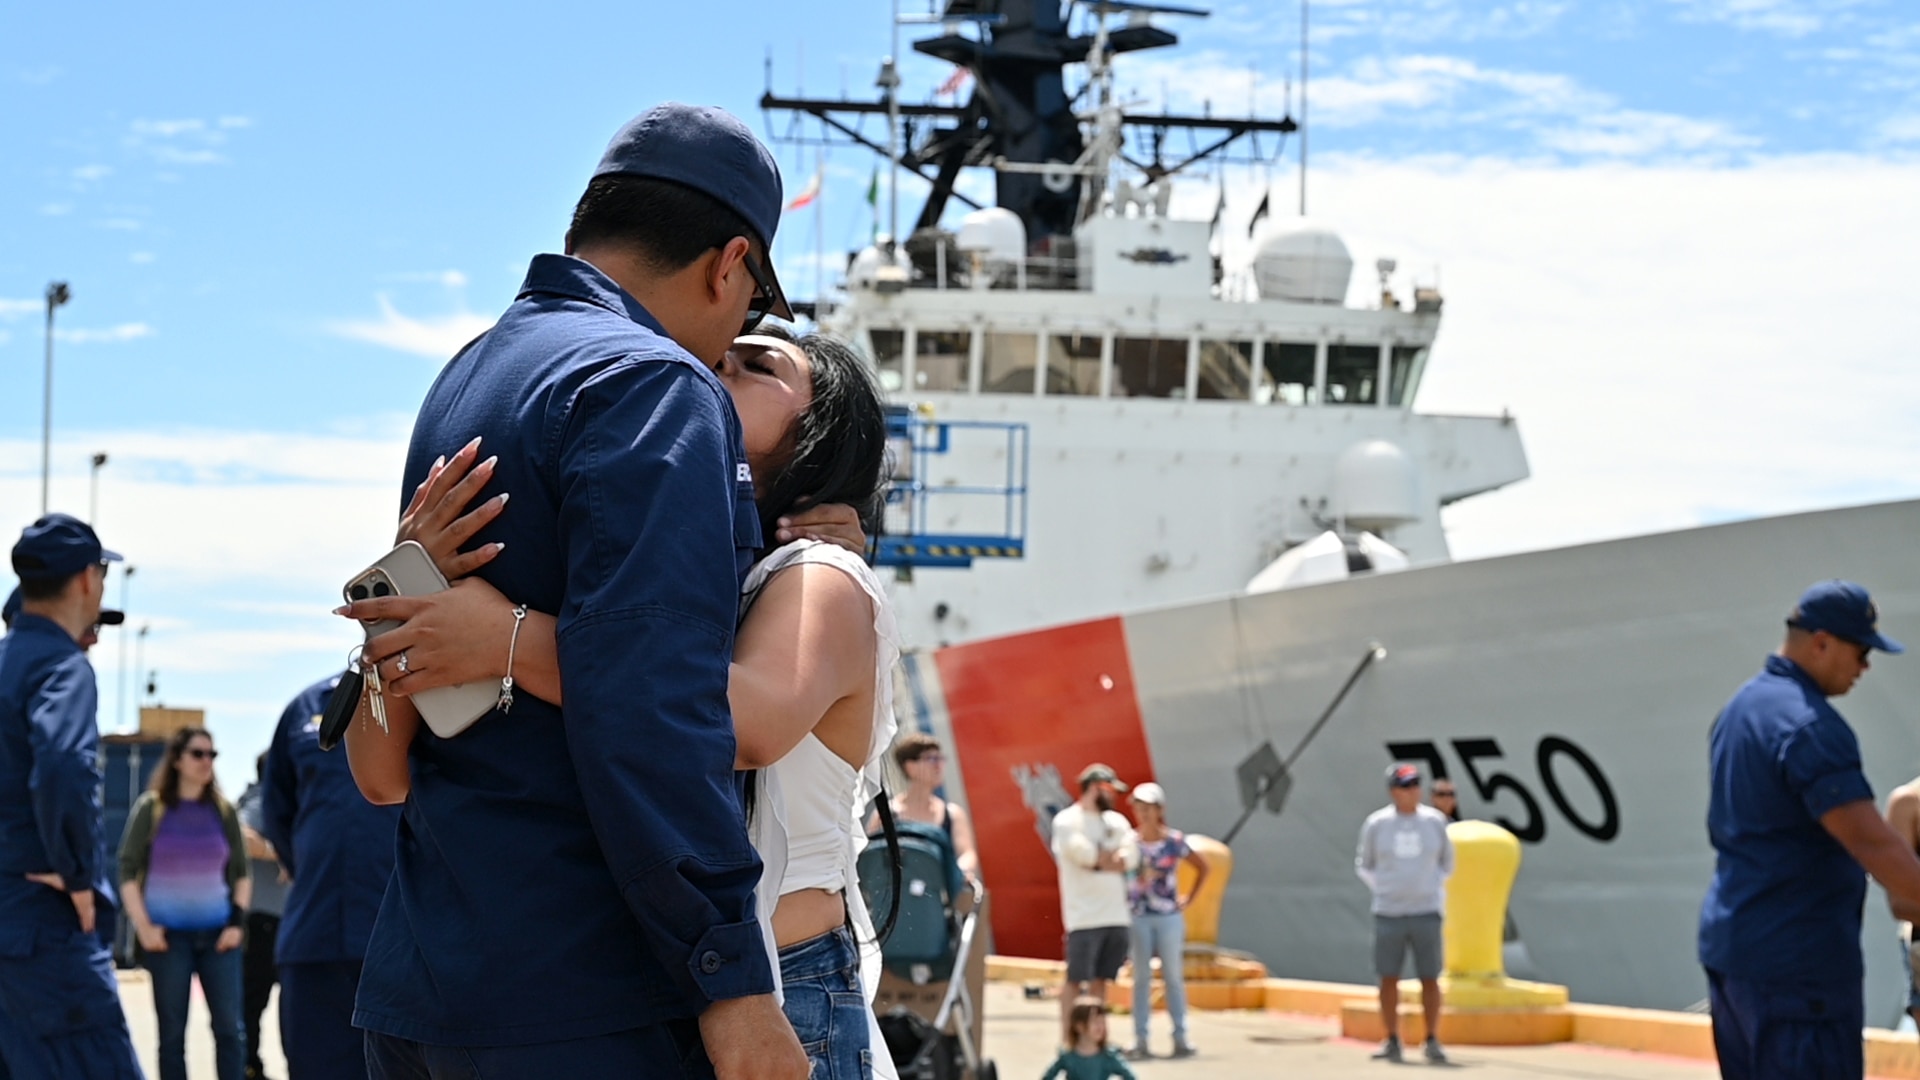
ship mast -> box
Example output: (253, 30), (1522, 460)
(759, 0), (1296, 257)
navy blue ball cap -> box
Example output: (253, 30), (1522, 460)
(11, 513), (121, 582)
(1790, 579), (1904, 655)
(2, 587), (19, 626)
(1387, 763), (1422, 788)
(593, 103), (793, 321)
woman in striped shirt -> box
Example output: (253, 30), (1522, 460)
(119, 726), (251, 1080)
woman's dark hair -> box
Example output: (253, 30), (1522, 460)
(148, 727), (224, 810)
(750, 328), (890, 552)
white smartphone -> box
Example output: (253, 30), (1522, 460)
(344, 541), (500, 739)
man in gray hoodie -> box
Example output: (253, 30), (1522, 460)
(1357, 763), (1454, 1064)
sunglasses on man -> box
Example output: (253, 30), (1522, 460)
(741, 251), (778, 336)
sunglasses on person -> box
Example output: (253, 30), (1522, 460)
(741, 250), (777, 336)
(184, 748), (218, 761)
(1432, 787), (1457, 798)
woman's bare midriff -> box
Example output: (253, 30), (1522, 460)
(773, 887), (847, 949)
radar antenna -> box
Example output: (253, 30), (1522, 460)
(759, 0), (1296, 251)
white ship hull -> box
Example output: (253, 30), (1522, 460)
(911, 498), (1920, 1023)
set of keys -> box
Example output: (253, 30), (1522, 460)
(364, 652), (391, 734)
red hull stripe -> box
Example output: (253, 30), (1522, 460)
(933, 616), (1155, 960)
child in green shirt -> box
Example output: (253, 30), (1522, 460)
(1042, 998), (1136, 1080)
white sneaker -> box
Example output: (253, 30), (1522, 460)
(1424, 1037), (1448, 1064)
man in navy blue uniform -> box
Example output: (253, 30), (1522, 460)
(1700, 580), (1920, 1079)
(0, 515), (143, 1079)
(353, 103), (808, 1080)
(262, 674), (400, 1079)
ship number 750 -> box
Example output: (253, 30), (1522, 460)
(1384, 736), (1620, 844)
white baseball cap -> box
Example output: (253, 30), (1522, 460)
(1131, 782), (1166, 806)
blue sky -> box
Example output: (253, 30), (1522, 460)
(3, 0), (1918, 785)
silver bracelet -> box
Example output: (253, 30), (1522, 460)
(499, 604), (527, 714)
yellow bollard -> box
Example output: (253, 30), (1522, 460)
(1443, 820), (1520, 978)
(1175, 834), (1232, 947)
(1404, 820), (1567, 1010)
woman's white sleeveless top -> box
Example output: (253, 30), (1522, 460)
(743, 540), (901, 1079)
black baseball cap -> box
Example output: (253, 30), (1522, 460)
(12, 514), (121, 582)
(592, 103), (793, 322)
(1789, 580), (1904, 655)
(1387, 763), (1422, 788)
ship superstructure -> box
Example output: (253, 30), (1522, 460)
(764, 0), (1528, 650)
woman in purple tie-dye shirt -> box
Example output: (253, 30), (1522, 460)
(118, 727), (251, 1080)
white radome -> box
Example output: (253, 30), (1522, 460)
(1253, 220), (1354, 305)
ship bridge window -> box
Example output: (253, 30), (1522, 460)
(1047, 333), (1102, 396)
(867, 329), (905, 394)
(1389, 345), (1428, 407)
(1114, 335), (1190, 398)
(913, 330), (971, 393)
(1326, 344), (1378, 405)
(1264, 342), (1316, 405)
(1196, 340), (1255, 401)
(982, 332), (1040, 394)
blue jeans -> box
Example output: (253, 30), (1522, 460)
(1129, 912), (1188, 1047)
(145, 929), (245, 1080)
(778, 927), (871, 1080)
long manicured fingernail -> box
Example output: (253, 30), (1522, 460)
(462, 436), (483, 455)
(433, 456), (446, 471)
(492, 542), (507, 554)
(496, 492), (509, 506)
(479, 456), (498, 472)
(331, 606), (349, 616)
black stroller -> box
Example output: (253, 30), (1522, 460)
(857, 819), (998, 1080)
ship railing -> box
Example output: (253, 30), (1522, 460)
(875, 409), (1029, 570)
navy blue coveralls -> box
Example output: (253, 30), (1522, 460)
(1699, 654), (1873, 1080)
(261, 674), (400, 1080)
(0, 614), (143, 1079)
(354, 254), (770, 1077)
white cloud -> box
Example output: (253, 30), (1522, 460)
(1879, 115), (1920, 144)
(1116, 50), (1757, 160)
(41, 202), (72, 216)
(72, 164), (111, 183)
(125, 117), (240, 167)
(130, 252), (156, 264)
(55, 323), (154, 344)
(330, 296), (495, 360)
(1666, 0), (1827, 38)
(1224, 153), (1920, 559)
(0, 299), (39, 319)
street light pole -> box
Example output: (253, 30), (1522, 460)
(90, 452), (108, 525)
(42, 282), (71, 515)
(117, 567), (135, 732)
(135, 625), (150, 728)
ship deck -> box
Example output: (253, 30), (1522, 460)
(117, 969), (1847, 1078)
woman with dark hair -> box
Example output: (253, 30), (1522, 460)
(118, 727), (251, 1080)
(339, 329), (900, 1079)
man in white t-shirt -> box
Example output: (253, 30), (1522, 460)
(1050, 763), (1139, 1045)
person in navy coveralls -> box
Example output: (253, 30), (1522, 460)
(262, 674), (400, 1079)
(0, 514), (143, 1079)
(349, 103), (809, 1080)
(1700, 580), (1920, 1079)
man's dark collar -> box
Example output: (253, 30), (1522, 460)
(518, 254), (669, 339)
